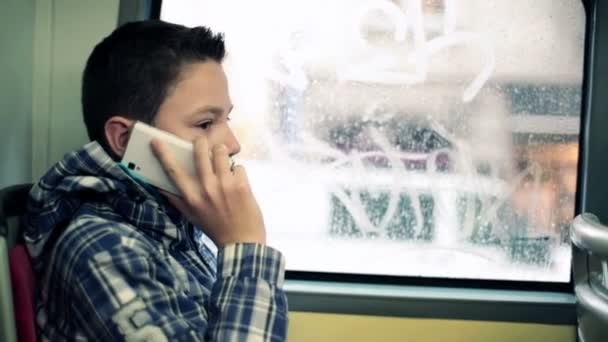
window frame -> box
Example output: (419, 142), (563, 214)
(144, 0), (601, 323)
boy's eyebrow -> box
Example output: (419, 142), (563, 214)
(192, 104), (234, 117)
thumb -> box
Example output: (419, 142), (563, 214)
(161, 190), (194, 217)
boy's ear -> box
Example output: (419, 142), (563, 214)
(104, 116), (135, 159)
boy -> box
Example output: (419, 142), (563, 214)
(24, 20), (287, 341)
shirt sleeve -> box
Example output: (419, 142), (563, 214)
(63, 234), (288, 341)
(207, 243), (288, 341)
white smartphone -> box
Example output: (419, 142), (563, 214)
(120, 121), (196, 195)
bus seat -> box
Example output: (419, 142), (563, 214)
(9, 245), (36, 342)
(1, 184), (35, 342)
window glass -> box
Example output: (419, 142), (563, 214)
(162, 0), (585, 282)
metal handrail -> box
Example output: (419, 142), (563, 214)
(572, 214), (608, 326)
(572, 214), (608, 257)
(575, 282), (608, 323)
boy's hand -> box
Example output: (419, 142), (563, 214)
(151, 136), (266, 247)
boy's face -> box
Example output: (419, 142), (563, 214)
(153, 61), (240, 157)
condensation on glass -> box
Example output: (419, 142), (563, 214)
(162, 0), (585, 282)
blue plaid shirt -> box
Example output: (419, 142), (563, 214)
(23, 142), (288, 341)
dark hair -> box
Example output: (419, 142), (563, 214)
(81, 20), (225, 158)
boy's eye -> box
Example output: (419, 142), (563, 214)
(198, 121), (212, 130)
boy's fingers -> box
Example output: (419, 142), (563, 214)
(193, 136), (214, 180)
(212, 144), (231, 177)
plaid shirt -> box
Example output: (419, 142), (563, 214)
(23, 142), (288, 341)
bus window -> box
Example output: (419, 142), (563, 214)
(161, 0), (585, 283)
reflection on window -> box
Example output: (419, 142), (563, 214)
(162, 0), (585, 282)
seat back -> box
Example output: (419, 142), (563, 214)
(9, 245), (36, 342)
(0, 184), (33, 342)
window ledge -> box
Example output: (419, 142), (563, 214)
(285, 280), (576, 324)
